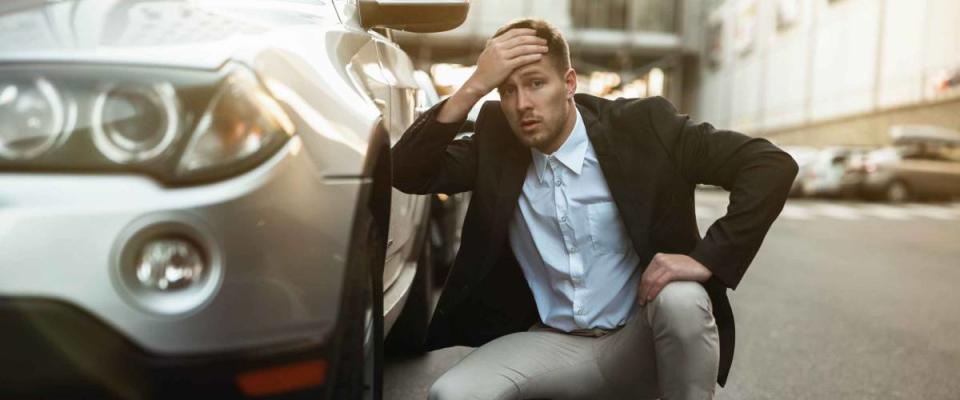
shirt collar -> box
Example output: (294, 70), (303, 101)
(531, 109), (588, 183)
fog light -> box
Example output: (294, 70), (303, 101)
(137, 238), (205, 291)
(112, 216), (224, 316)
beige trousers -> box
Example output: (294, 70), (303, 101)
(428, 281), (720, 400)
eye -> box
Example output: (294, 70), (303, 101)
(499, 86), (515, 96)
(531, 80), (544, 89)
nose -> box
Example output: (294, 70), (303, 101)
(516, 88), (533, 112)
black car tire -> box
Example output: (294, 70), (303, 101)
(332, 141), (390, 400)
(885, 180), (910, 203)
(331, 207), (385, 400)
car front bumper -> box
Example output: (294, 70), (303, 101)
(0, 296), (335, 399)
(0, 136), (364, 356)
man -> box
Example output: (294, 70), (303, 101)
(392, 18), (797, 400)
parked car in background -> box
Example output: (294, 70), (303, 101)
(851, 125), (960, 202)
(800, 147), (870, 198)
(780, 145), (819, 197)
(0, 0), (466, 398)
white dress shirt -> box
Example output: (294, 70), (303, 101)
(508, 109), (642, 331)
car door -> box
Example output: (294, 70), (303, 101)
(896, 149), (953, 197)
(944, 148), (960, 197)
(916, 147), (960, 197)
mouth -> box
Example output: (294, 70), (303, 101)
(520, 119), (541, 131)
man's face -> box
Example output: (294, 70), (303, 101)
(497, 57), (576, 153)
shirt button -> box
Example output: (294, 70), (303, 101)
(555, 179), (562, 186)
(570, 247), (578, 253)
(560, 215), (567, 222)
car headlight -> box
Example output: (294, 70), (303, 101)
(179, 67), (293, 175)
(92, 83), (180, 164)
(0, 77), (69, 160)
(0, 63), (294, 185)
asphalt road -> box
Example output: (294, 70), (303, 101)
(385, 189), (960, 399)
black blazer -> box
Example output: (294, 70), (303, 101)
(391, 94), (798, 386)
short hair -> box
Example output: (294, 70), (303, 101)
(492, 18), (571, 74)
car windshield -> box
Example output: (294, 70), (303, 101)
(0, 0), (335, 52)
(898, 143), (960, 162)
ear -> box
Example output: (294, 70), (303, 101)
(564, 68), (577, 99)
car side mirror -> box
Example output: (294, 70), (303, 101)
(359, 0), (469, 33)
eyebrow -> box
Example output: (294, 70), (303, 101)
(518, 70), (546, 79)
(498, 71), (548, 90)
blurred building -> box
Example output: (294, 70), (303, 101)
(397, 0), (959, 147)
(394, 0), (704, 109)
(693, 0), (960, 146)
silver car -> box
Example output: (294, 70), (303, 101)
(855, 125), (960, 202)
(0, 0), (466, 398)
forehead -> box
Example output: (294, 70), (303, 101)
(503, 58), (562, 84)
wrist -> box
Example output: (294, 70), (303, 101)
(460, 77), (491, 101)
(436, 87), (480, 124)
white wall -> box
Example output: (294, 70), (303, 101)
(693, 0), (960, 135)
(809, 0), (880, 121)
(762, 1), (810, 130)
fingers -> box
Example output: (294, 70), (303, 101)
(506, 53), (544, 69)
(643, 273), (670, 305)
(638, 255), (671, 306)
(491, 37), (547, 62)
(491, 31), (546, 59)
(504, 44), (549, 61)
(473, 29), (547, 92)
(494, 28), (538, 42)
(499, 34), (547, 50)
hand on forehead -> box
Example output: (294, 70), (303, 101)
(500, 27), (540, 39)
(469, 26), (549, 94)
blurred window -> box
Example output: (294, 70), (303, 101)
(704, 0), (726, 13)
(899, 144), (960, 162)
(929, 147), (960, 162)
(570, 0), (676, 33)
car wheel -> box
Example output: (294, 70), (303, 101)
(885, 180), (910, 203)
(361, 236), (384, 400)
(385, 222), (434, 355)
(332, 184), (387, 400)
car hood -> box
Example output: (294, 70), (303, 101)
(0, 0), (337, 69)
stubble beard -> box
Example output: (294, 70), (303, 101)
(512, 117), (563, 153)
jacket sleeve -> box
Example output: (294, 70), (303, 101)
(643, 96), (799, 290)
(391, 99), (478, 195)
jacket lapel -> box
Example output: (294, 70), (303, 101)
(473, 127), (531, 284)
(493, 140), (530, 231)
(578, 103), (655, 260)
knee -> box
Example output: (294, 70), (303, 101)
(428, 376), (457, 400)
(648, 281), (715, 340)
(428, 372), (516, 400)
(428, 374), (463, 400)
